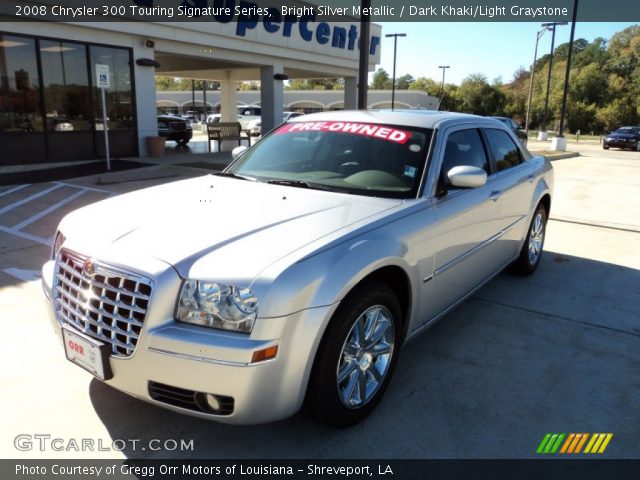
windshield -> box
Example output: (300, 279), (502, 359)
(614, 127), (640, 134)
(227, 121), (432, 198)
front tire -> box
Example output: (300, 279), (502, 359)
(510, 204), (547, 275)
(306, 282), (402, 427)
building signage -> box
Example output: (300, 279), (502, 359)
(131, 0), (380, 55)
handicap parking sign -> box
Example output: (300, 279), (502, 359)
(95, 64), (110, 89)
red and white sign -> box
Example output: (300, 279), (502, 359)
(276, 121), (410, 144)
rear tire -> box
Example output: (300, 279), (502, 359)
(603, 145), (610, 150)
(306, 282), (402, 427)
(510, 204), (547, 276)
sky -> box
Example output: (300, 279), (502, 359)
(374, 22), (638, 85)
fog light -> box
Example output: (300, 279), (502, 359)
(251, 345), (278, 363)
(205, 393), (221, 411)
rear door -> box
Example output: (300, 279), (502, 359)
(481, 128), (536, 261)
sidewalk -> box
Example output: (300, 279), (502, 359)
(527, 139), (581, 161)
(0, 136), (234, 190)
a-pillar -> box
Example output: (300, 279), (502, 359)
(344, 77), (357, 110)
(260, 64), (284, 133)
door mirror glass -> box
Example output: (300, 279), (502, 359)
(448, 165), (487, 188)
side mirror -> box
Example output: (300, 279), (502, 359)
(448, 165), (487, 188)
(231, 145), (248, 160)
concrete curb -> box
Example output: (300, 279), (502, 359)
(530, 151), (580, 161)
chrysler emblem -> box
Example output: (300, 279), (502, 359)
(83, 259), (96, 277)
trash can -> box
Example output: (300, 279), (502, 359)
(146, 136), (166, 157)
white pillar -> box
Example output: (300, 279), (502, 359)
(219, 78), (238, 122)
(133, 39), (157, 156)
(260, 64), (284, 133)
(344, 77), (357, 110)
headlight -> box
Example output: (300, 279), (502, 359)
(176, 280), (258, 333)
(52, 231), (66, 259)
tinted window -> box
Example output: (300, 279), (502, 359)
(441, 129), (489, 184)
(40, 40), (90, 132)
(484, 128), (522, 172)
(0, 35), (42, 132)
(90, 46), (134, 131)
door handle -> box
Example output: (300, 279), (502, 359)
(489, 190), (501, 201)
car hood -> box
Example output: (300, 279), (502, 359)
(60, 175), (402, 280)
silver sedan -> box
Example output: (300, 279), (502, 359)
(42, 110), (552, 426)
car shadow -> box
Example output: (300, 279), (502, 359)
(89, 250), (640, 459)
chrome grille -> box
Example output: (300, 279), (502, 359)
(53, 249), (153, 357)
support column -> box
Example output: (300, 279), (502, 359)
(219, 78), (239, 151)
(133, 39), (157, 156)
(344, 77), (357, 110)
(260, 64), (284, 134)
(219, 78), (238, 122)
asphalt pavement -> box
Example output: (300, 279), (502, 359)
(0, 140), (638, 459)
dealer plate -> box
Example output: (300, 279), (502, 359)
(62, 326), (113, 380)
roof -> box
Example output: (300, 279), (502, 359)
(288, 109), (487, 129)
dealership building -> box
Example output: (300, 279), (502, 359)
(157, 89), (438, 114)
(0, 1), (381, 166)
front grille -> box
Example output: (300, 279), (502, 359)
(169, 122), (186, 132)
(148, 381), (234, 415)
(53, 249), (153, 357)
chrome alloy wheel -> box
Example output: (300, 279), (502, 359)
(336, 305), (395, 409)
(528, 211), (545, 265)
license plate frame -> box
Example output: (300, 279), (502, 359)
(62, 326), (113, 381)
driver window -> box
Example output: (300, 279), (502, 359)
(441, 129), (489, 185)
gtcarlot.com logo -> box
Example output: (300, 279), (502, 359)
(537, 433), (613, 454)
(14, 434), (194, 452)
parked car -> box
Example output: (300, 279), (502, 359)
(491, 116), (528, 145)
(602, 126), (640, 151)
(247, 111), (304, 136)
(157, 114), (192, 145)
(42, 111), (552, 427)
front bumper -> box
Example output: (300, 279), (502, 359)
(42, 258), (335, 424)
(604, 138), (638, 149)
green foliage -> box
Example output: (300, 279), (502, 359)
(155, 76), (219, 91)
(371, 68), (392, 90)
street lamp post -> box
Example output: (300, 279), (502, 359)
(524, 26), (552, 137)
(385, 33), (406, 111)
(541, 21), (567, 135)
(553, 0), (579, 151)
(357, 0), (371, 110)
(437, 65), (450, 111)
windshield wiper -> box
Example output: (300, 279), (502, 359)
(212, 171), (255, 181)
(265, 179), (332, 191)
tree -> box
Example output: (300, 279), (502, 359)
(396, 74), (414, 90)
(371, 68), (392, 89)
(454, 73), (505, 116)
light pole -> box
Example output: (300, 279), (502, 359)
(437, 65), (449, 111)
(385, 33), (406, 111)
(357, 0), (371, 110)
(554, 0), (579, 151)
(541, 21), (567, 134)
(524, 26), (552, 137)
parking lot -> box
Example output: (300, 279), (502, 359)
(1, 142), (638, 459)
